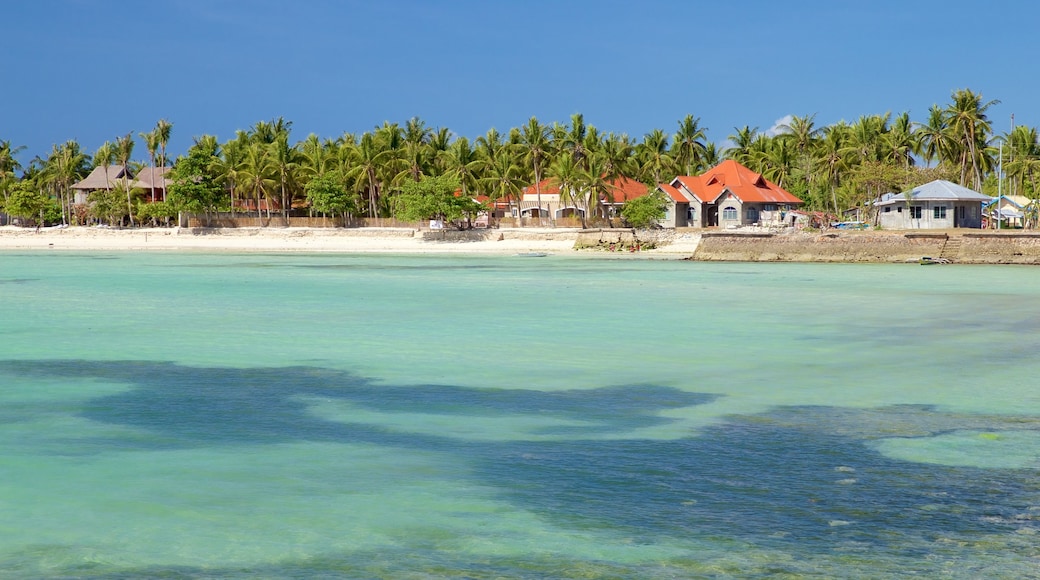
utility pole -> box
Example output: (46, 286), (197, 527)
(997, 141), (1002, 231)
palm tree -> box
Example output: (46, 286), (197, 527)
(818, 123), (852, 213)
(519, 117), (551, 225)
(725, 126), (760, 165)
(345, 132), (392, 219)
(754, 137), (795, 189)
(439, 136), (485, 198)
(561, 113), (590, 167)
(779, 114), (820, 201)
(213, 132), (248, 215)
(270, 133), (301, 222)
(637, 129), (676, 185)
(1005, 125), (1040, 198)
(945, 88), (1000, 190)
(581, 155), (614, 224)
(140, 128), (160, 202)
(155, 119), (173, 186)
(885, 112), (917, 171)
(41, 141), (88, 225)
(476, 127), (508, 168)
(404, 116), (432, 147)
(672, 114), (707, 176)
(0, 140), (26, 207)
(480, 151), (526, 225)
(548, 152), (583, 227)
(113, 133), (136, 226)
(239, 141), (277, 221)
(599, 132), (636, 184)
(915, 105), (954, 167)
(701, 142), (722, 169)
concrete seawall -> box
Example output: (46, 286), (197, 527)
(688, 231), (1040, 264)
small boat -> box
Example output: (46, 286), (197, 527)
(516, 252), (549, 257)
(919, 256), (950, 265)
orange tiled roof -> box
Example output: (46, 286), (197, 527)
(521, 178), (560, 196)
(673, 160), (802, 205)
(657, 182), (688, 203)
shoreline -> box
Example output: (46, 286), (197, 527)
(4, 226), (1039, 263)
(0, 225), (698, 257)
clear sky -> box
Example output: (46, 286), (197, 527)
(2, 0), (1037, 165)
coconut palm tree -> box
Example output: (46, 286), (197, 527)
(480, 151), (526, 224)
(345, 132), (393, 219)
(476, 127), (508, 167)
(213, 132), (248, 215)
(672, 114), (707, 176)
(915, 105), (954, 167)
(700, 142), (722, 170)
(0, 140), (26, 207)
(599, 132), (636, 185)
(945, 88), (999, 190)
(139, 128), (160, 202)
(439, 136), (485, 198)
(40, 140), (88, 225)
(270, 133), (301, 221)
(113, 133), (136, 226)
(561, 113), (590, 167)
(548, 152), (584, 227)
(637, 129), (676, 185)
(1005, 125), (1040, 198)
(240, 141), (277, 221)
(726, 126), (759, 165)
(818, 123), (852, 213)
(518, 117), (551, 225)
(581, 155), (614, 224)
(155, 119), (173, 184)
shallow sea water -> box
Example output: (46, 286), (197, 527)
(2, 252), (1040, 578)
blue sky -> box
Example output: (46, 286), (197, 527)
(2, 0), (1037, 165)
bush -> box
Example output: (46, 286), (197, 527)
(620, 191), (667, 229)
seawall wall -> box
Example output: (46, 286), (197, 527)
(688, 231), (1040, 264)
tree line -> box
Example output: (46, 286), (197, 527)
(1, 88), (1037, 228)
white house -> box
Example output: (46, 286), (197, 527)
(876, 180), (990, 229)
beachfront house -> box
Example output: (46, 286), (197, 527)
(668, 160), (804, 228)
(70, 165), (170, 205)
(516, 176), (648, 225)
(875, 180), (990, 229)
(71, 165), (132, 204)
(656, 183), (692, 227)
(984, 195), (1029, 228)
(133, 166), (171, 203)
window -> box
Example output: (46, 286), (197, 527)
(910, 206), (922, 219)
(763, 204), (777, 212)
(959, 206), (966, 219)
(747, 207), (759, 222)
(933, 206), (947, 219)
(722, 206), (738, 220)
(884, 207), (891, 213)
(897, 206), (903, 213)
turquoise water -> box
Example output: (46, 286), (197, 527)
(2, 252), (1040, 578)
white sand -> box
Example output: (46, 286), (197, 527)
(0, 226), (699, 257)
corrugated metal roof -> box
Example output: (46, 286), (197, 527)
(876, 180), (992, 206)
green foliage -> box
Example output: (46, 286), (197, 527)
(88, 188), (128, 225)
(136, 201), (177, 225)
(394, 174), (482, 228)
(620, 191), (667, 228)
(167, 145), (225, 214)
(3, 181), (52, 223)
(305, 172), (355, 217)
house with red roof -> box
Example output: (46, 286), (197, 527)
(517, 176), (649, 225)
(663, 160), (803, 228)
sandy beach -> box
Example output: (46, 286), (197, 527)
(0, 225), (702, 257)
